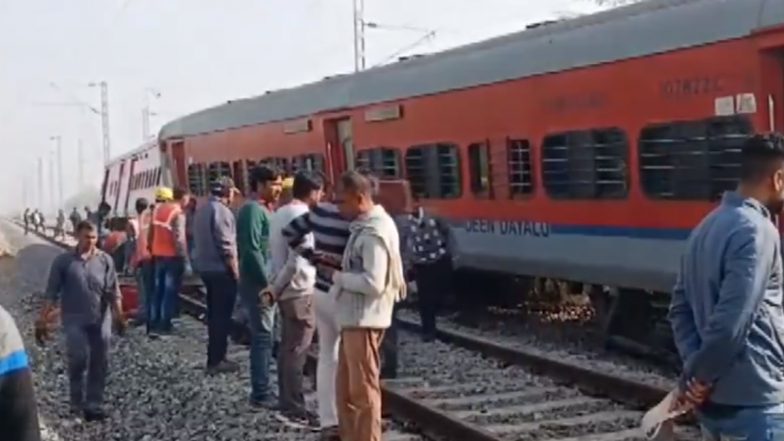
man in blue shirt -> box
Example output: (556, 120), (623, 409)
(37, 220), (126, 421)
(669, 133), (784, 439)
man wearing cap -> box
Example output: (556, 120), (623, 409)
(147, 187), (187, 336)
(193, 176), (241, 375)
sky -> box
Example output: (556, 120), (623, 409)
(0, 0), (610, 214)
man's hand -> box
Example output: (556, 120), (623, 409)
(34, 305), (58, 346)
(229, 257), (240, 281)
(259, 288), (276, 307)
(676, 378), (711, 408)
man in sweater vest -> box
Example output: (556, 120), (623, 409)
(325, 171), (406, 441)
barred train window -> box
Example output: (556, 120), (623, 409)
(507, 139), (533, 197)
(639, 116), (752, 200)
(405, 143), (461, 199)
(260, 157), (289, 174)
(291, 154), (325, 174)
(355, 148), (401, 179)
(187, 164), (207, 196)
(542, 128), (628, 199)
(468, 142), (492, 197)
(208, 162), (231, 187)
(232, 161), (247, 195)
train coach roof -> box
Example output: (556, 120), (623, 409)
(159, 0), (784, 140)
(106, 141), (158, 167)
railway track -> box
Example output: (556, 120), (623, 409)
(20, 221), (696, 441)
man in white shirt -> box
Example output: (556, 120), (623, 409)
(267, 172), (323, 425)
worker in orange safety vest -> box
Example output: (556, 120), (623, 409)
(129, 198), (153, 328)
(147, 187), (187, 336)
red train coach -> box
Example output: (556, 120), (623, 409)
(145, 0), (784, 340)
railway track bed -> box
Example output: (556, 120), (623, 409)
(22, 224), (696, 441)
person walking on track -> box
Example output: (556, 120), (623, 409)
(37, 220), (127, 421)
(23, 208), (30, 235)
(669, 133), (784, 439)
(324, 171), (406, 441)
(407, 199), (451, 342)
(69, 207), (82, 235)
(192, 176), (240, 375)
(1, 305), (41, 441)
(282, 176), (350, 440)
(236, 166), (283, 408)
(147, 187), (187, 336)
(55, 209), (67, 241)
(266, 171), (322, 425)
(129, 198), (153, 327)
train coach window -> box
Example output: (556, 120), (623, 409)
(507, 139), (534, 197)
(405, 143), (461, 199)
(356, 148), (401, 179)
(260, 157), (289, 174)
(292, 154), (325, 174)
(542, 128), (628, 199)
(188, 164), (207, 196)
(208, 161), (232, 185)
(639, 116), (752, 200)
(468, 142), (492, 197)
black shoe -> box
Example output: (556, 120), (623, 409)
(83, 408), (107, 422)
(277, 409), (319, 430)
(319, 425), (341, 441)
(249, 396), (278, 411)
(206, 360), (239, 375)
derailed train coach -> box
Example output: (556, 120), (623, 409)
(106, 0), (784, 344)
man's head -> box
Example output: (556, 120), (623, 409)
(98, 202), (111, 216)
(740, 133), (784, 214)
(211, 176), (238, 205)
(249, 165), (284, 203)
(75, 220), (98, 251)
(135, 197), (150, 215)
(173, 186), (191, 208)
(292, 172), (324, 208)
(72, 207), (77, 212)
(336, 170), (376, 219)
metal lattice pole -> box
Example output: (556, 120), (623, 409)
(99, 81), (111, 165)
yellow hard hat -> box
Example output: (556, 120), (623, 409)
(154, 186), (174, 201)
(282, 177), (294, 190)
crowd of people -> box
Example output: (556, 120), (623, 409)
(7, 134), (784, 440)
(10, 165), (453, 441)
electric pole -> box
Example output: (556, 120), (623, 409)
(50, 136), (63, 209)
(353, 0), (366, 71)
(142, 88), (161, 141)
(49, 152), (56, 212)
(89, 81), (112, 165)
(77, 138), (85, 188)
(37, 157), (43, 209)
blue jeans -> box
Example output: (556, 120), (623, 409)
(699, 403), (784, 441)
(150, 257), (184, 332)
(239, 279), (276, 401)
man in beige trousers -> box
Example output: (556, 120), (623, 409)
(322, 170), (406, 441)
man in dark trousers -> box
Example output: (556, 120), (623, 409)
(669, 133), (784, 438)
(192, 177), (240, 375)
(1, 305), (41, 441)
(37, 220), (126, 421)
(406, 199), (451, 342)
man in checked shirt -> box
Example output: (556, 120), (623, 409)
(407, 197), (451, 342)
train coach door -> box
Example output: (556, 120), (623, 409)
(324, 118), (354, 184)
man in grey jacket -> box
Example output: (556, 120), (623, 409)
(670, 133), (784, 439)
(267, 171), (323, 424)
(192, 177), (240, 375)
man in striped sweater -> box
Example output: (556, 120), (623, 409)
(1, 305), (41, 441)
(282, 187), (350, 440)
